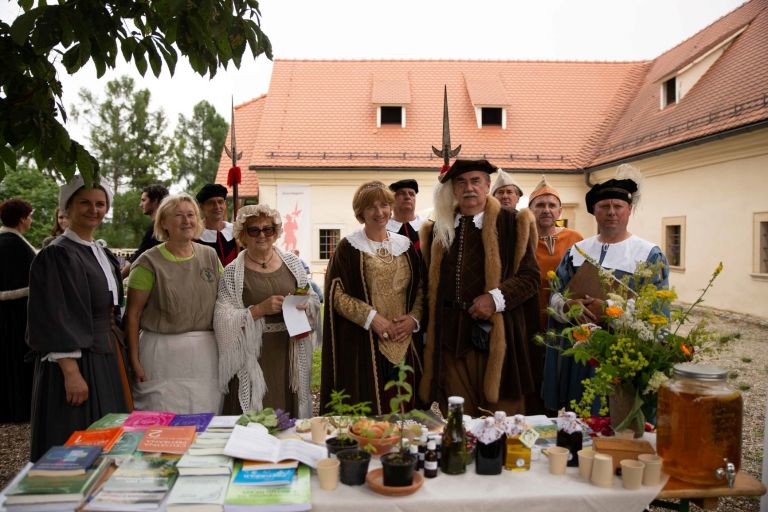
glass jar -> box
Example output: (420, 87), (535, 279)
(657, 364), (742, 485)
(440, 396), (467, 475)
(503, 435), (530, 471)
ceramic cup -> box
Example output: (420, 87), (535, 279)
(620, 459), (645, 490)
(548, 446), (570, 475)
(577, 448), (595, 480)
(591, 453), (614, 487)
(638, 454), (663, 486)
(316, 457), (340, 490)
(311, 417), (328, 445)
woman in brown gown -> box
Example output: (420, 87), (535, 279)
(214, 205), (319, 418)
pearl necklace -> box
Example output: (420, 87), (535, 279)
(246, 248), (275, 268)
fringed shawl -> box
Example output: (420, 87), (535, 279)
(214, 248), (319, 418)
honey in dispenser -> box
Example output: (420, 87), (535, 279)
(657, 364), (742, 486)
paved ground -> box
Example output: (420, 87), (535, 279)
(2, 307), (765, 510)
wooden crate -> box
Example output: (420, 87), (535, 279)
(592, 437), (655, 472)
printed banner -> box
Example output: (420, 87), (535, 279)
(276, 185), (311, 260)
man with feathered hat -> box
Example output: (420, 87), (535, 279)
(418, 159), (540, 416)
(542, 164), (669, 413)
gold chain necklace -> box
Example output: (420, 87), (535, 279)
(246, 248), (275, 268)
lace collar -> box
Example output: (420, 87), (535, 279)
(347, 229), (411, 257)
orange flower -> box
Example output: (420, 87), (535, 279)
(612, 376), (621, 385)
(572, 325), (591, 342)
(680, 343), (693, 358)
(605, 305), (623, 318)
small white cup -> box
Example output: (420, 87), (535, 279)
(620, 459), (645, 490)
(316, 458), (340, 490)
(548, 446), (570, 475)
(577, 448), (595, 480)
(311, 417), (328, 445)
(638, 454), (663, 486)
(591, 453), (614, 487)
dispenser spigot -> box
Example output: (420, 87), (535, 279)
(714, 459), (736, 488)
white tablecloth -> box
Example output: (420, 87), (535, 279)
(310, 455), (668, 512)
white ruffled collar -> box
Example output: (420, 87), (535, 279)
(386, 215), (424, 233)
(454, 211), (484, 229)
(347, 229), (411, 257)
(199, 221), (234, 243)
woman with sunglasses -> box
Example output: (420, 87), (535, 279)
(214, 205), (319, 417)
(125, 193), (224, 414)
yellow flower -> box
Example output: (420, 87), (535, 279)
(547, 270), (557, 281)
(605, 305), (623, 318)
(648, 314), (669, 326)
(655, 290), (676, 300)
(714, 262), (724, 277)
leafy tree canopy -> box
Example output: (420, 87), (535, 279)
(171, 100), (228, 194)
(0, 164), (59, 247)
(0, 0), (272, 185)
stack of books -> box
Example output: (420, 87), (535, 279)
(136, 426), (197, 455)
(3, 446), (110, 512)
(205, 416), (241, 434)
(224, 463), (311, 512)
(188, 432), (230, 456)
(84, 455), (178, 512)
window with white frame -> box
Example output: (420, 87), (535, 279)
(662, 216), (685, 269)
(475, 106), (505, 128)
(377, 106), (405, 127)
(754, 212), (768, 274)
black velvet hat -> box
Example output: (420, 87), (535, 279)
(439, 159), (498, 184)
(389, 179), (419, 194)
(196, 183), (228, 204)
(585, 178), (638, 214)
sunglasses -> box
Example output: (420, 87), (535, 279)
(246, 225), (276, 237)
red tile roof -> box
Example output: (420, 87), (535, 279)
(218, 0), (768, 194)
(214, 95), (266, 197)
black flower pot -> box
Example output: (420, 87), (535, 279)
(380, 452), (417, 487)
(326, 436), (358, 457)
(556, 430), (583, 467)
(475, 437), (504, 475)
(337, 448), (371, 486)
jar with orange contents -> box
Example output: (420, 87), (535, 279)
(656, 364), (742, 486)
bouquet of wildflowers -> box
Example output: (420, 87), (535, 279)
(539, 253), (731, 432)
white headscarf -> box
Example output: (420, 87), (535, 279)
(59, 174), (114, 212)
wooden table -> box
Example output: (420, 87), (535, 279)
(653, 471), (766, 511)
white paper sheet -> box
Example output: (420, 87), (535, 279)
(282, 295), (311, 337)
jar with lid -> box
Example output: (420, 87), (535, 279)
(656, 363), (742, 486)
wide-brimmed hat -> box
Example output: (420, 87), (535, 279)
(389, 179), (419, 194)
(196, 183), (228, 204)
(59, 174), (114, 211)
(439, 159), (498, 184)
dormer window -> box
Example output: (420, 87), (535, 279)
(475, 106), (507, 128)
(378, 106), (405, 127)
(662, 77), (678, 108)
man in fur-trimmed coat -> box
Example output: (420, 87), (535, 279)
(419, 159), (540, 416)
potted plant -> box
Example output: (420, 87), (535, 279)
(324, 389), (374, 485)
(323, 389), (370, 456)
(380, 361), (418, 487)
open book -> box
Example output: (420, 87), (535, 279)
(223, 426), (326, 469)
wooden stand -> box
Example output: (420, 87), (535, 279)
(592, 437), (655, 472)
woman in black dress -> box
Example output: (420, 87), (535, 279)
(0, 199), (36, 422)
(27, 176), (130, 461)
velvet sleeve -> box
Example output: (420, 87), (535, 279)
(27, 244), (94, 353)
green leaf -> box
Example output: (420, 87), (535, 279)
(18, 0), (33, 10)
(75, 145), (94, 183)
(133, 47), (147, 76)
(10, 10), (38, 45)
(0, 145), (17, 171)
(144, 39), (162, 77)
(120, 37), (135, 63)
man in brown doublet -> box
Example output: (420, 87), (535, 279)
(419, 160), (540, 416)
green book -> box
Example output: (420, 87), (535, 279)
(88, 413), (130, 430)
(108, 431), (144, 461)
(225, 463), (310, 511)
(5, 458), (110, 505)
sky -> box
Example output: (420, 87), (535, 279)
(1, 0), (748, 145)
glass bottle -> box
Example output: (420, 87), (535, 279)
(440, 396), (467, 475)
(424, 440), (438, 478)
(504, 435), (531, 471)
(657, 364), (742, 485)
